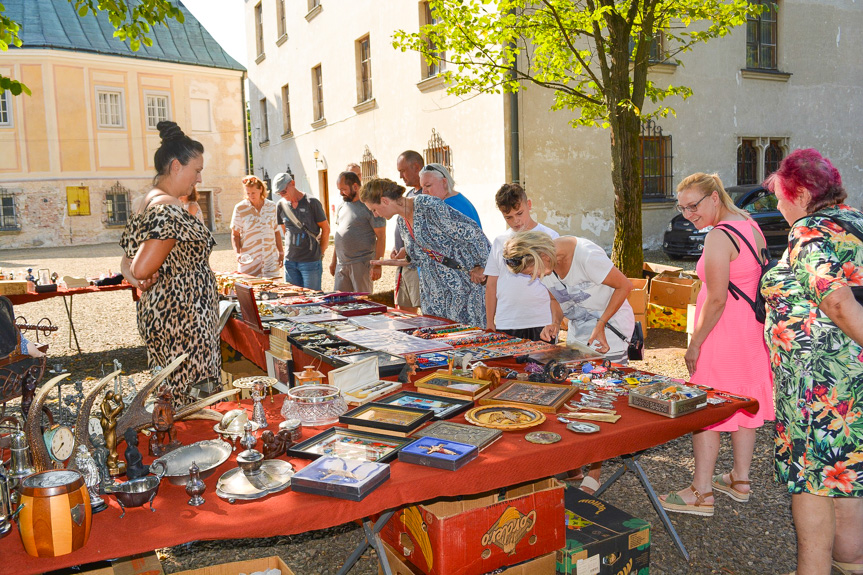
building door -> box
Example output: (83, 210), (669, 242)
(197, 189), (213, 230)
(318, 170), (330, 221)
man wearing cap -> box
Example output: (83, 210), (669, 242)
(273, 173), (330, 290)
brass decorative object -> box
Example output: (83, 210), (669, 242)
(100, 391), (126, 476)
(463, 404), (546, 431)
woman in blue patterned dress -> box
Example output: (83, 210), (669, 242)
(761, 148), (863, 575)
(360, 178), (489, 325)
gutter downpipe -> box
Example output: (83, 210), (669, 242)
(508, 22), (520, 183)
(242, 71), (250, 174)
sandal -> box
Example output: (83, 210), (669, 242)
(659, 486), (714, 517)
(712, 471), (751, 502)
(579, 476), (601, 495)
(833, 561), (863, 575)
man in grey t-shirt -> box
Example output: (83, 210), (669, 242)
(329, 171), (386, 293)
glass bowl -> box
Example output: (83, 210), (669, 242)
(280, 384), (347, 426)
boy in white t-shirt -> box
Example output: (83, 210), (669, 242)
(484, 183), (559, 341)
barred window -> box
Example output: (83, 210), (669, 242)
(640, 120), (673, 199)
(423, 129), (453, 175)
(737, 139), (759, 185)
(361, 146), (378, 184)
(764, 139), (784, 177)
(747, 0), (778, 70)
(105, 183), (131, 226)
(97, 89), (124, 128)
(0, 189), (19, 231)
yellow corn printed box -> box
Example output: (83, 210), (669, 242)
(647, 303), (687, 332)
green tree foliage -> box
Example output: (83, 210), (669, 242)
(0, 0), (184, 96)
(393, 0), (759, 275)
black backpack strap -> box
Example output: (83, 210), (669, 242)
(714, 223), (766, 265)
(713, 224), (758, 310)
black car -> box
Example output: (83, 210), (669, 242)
(662, 185), (790, 259)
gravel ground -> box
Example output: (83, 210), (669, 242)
(1, 240), (798, 575)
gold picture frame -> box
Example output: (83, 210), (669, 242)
(478, 380), (578, 413)
(414, 371), (491, 400)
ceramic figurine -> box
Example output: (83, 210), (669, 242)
(123, 428), (149, 480)
(89, 433), (111, 492)
(100, 391), (126, 476)
(251, 382), (268, 429)
(185, 462), (205, 506)
(398, 354), (418, 384)
(261, 429), (292, 460)
(149, 387), (181, 457)
(73, 445), (107, 513)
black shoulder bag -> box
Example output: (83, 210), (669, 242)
(606, 321), (645, 361)
(814, 214), (863, 305)
(714, 223), (776, 324)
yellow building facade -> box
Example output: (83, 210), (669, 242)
(0, 3), (246, 248)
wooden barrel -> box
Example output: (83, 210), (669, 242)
(17, 469), (92, 557)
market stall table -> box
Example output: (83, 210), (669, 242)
(6, 284), (139, 354)
(1, 386), (757, 575)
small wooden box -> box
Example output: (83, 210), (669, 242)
(0, 280), (28, 295)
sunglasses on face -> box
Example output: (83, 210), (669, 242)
(503, 255), (525, 267)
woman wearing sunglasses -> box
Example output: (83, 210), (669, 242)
(360, 178), (489, 326)
(658, 173), (773, 517)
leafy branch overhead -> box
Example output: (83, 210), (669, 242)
(0, 0), (185, 95)
(393, 0), (759, 277)
(393, 0), (758, 127)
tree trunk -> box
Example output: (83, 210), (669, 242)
(608, 109), (644, 278)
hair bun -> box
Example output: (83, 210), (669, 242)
(157, 121), (186, 142)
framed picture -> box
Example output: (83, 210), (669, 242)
(412, 421), (502, 451)
(38, 268), (52, 286)
(287, 427), (415, 463)
(478, 381), (578, 413)
(398, 436), (479, 471)
(414, 371), (491, 400)
(376, 391), (472, 420)
(290, 455), (390, 501)
(414, 352), (451, 371)
(340, 403), (433, 436)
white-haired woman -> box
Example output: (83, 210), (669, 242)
(419, 163), (482, 227)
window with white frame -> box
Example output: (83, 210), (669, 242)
(259, 98), (269, 143)
(96, 88), (125, 128)
(277, 0), (286, 39)
(0, 91), (11, 127)
(281, 84), (292, 135)
(357, 35), (373, 103)
(421, 1), (446, 78)
(145, 93), (170, 129)
(0, 189), (19, 231)
(312, 65), (324, 121)
(255, 2), (264, 58)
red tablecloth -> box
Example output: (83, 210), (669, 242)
(6, 283), (139, 306)
(222, 318), (270, 370)
(2, 383), (757, 573)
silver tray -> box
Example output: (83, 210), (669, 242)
(216, 459), (295, 502)
(152, 439), (232, 486)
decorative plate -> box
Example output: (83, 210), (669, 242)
(566, 421), (600, 434)
(232, 376), (279, 389)
(524, 431), (561, 444)
(464, 404), (546, 431)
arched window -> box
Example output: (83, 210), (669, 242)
(737, 139), (758, 185)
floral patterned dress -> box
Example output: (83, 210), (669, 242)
(398, 194), (490, 326)
(761, 204), (863, 496)
(120, 203), (221, 407)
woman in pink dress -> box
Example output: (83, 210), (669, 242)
(660, 173), (774, 517)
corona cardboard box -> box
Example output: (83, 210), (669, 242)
(557, 488), (651, 575)
(380, 478), (565, 575)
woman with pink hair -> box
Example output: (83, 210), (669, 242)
(761, 148), (863, 575)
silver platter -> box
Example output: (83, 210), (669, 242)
(232, 376), (278, 389)
(152, 439), (232, 486)
(216, 459), (295, 503)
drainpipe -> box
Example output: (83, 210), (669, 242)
(508, 31), (520, 183)
(241, 72), (250, 174)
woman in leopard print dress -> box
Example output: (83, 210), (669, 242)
(120, 121), (220, 406)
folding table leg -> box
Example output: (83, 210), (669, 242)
(593, 451), (690, 561)
(62, 295), (82, 354)
(337, 509), (396, 575)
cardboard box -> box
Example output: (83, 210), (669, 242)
(557, 488), (650, 575)
(648, 276), (701, 309)
(379, 542), (556, 575)
(647, 303), (687, 332)
(221, 357), (267, 397)
(380, 478), (565, 575)
(74, 551), (165, 575)
(642, 262), (682, 282)
(0, 280), (28, 295)
(686, 303), (697, 345)
(173, 556), (294, 575)
(627, 278), (648, 316)
(634, 313), (647, 335)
